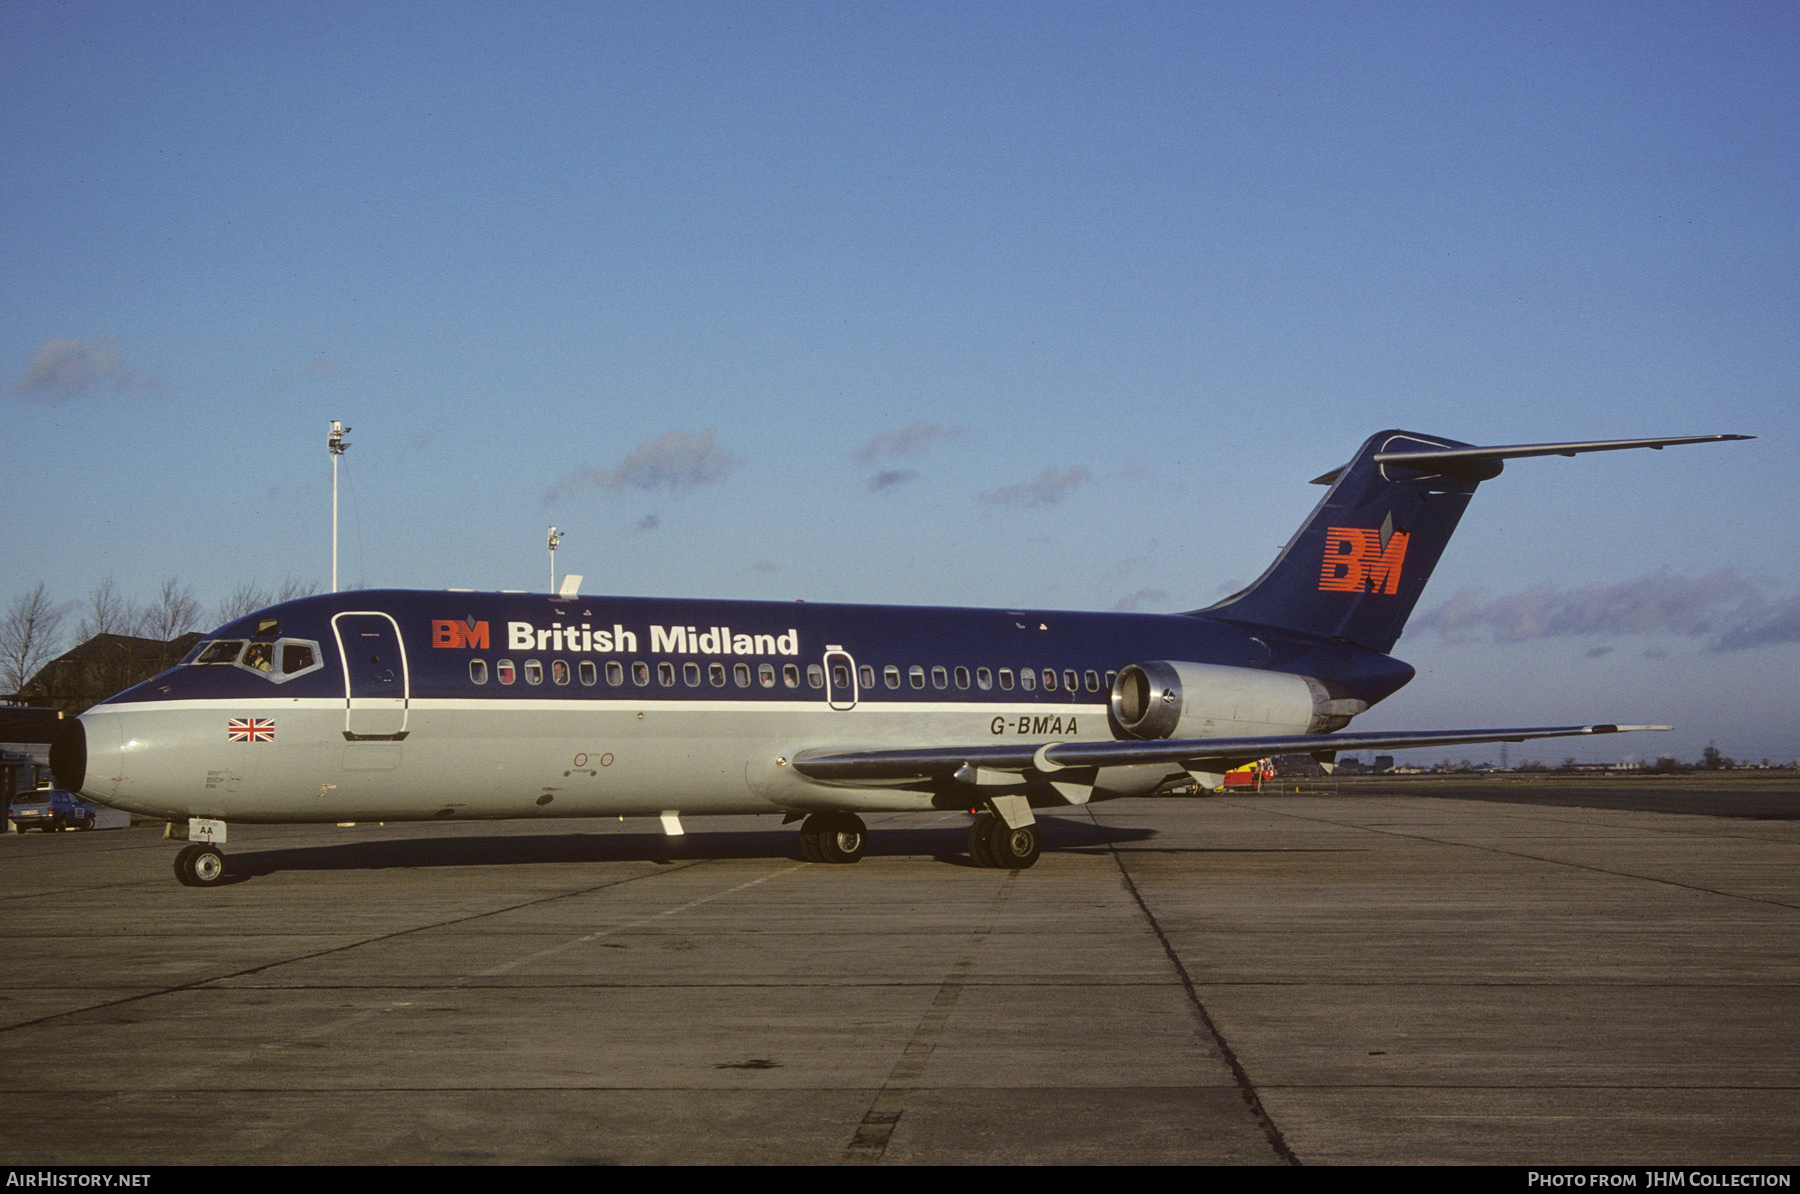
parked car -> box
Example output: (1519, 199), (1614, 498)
(8, 790), (98, 832)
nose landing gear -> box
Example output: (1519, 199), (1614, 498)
(173, 843), (227, 887)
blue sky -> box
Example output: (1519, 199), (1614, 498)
(5, 1), (1796, 764)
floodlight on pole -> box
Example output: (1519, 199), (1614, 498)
(328, 420), (351, 592)
(547, 526), (563, 593)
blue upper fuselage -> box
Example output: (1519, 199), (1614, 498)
(97, 588), (1417, 711)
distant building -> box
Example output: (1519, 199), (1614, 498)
(18, 632), (204, 716)
(0, 705), (62, 810)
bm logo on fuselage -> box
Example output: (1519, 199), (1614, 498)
(432, 619), (491, 649)
(1318, 527), (1409, 594)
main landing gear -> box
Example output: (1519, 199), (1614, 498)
(798, 812), (868, 864)
(966, 812), (1042, 870)
(173, 843), (227, 887)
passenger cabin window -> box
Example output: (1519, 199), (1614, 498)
(658, 662), (676, 687)
(633, 662), (651, 686)
(884, 665), (900, 689)
(607, 661), (624, 686)
(955, 666), (970, 690)
(1042, 669), (1057, 692)
(524, 660), (543, 686)
(931, 666), (947, 689)
(470, 660), (488, 685)
(759, 663), (775, 688)
(998, 668), (1014, 690)
(831, 663), (850, 690)
(1064, 669), (1079, 693)
(708, 662), (726, 687)
(552, 660), (570, 685)
(734, 663), (751, 688)
(578, 661), (596, 686)
(1020, 669), (1036, 691)
(859, 664), (875, 689)
(498, 660), (516, 685)
(977, 667), (993, 691)
(683, 662), (701, 687)
(1084, 670), (1100, 692)
(805, 664), (822, 689)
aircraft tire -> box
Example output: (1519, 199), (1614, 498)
(812, 813), (867, 864)
(798, 826), (824, 863)
(173, 844), (199, 886)
(988, 821), (1041, 870)
(177, 844), (227, 887)
(967, 814), (999, 868)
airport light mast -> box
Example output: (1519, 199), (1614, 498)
(547, 526), (563, 593)
(328, 420), (351, 593)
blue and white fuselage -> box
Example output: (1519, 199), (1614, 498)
(73, 591), (1414, 825)
(53, 429), (1746, 884)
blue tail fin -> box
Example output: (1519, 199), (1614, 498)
(1198, 429), (1752, 654)
(1198, 430), (1492, 654)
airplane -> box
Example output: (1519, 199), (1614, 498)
(49, 429), (1750, 886)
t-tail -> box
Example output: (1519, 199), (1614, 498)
(1199, 429), (1752, 655)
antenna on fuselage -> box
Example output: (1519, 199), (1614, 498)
(327, 420), (351, 593)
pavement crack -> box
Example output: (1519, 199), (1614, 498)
(840, 870), (1018, 1165)
(1088, 807), (1302, 1166)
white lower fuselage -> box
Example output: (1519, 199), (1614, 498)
(80, 694), (1184, 824)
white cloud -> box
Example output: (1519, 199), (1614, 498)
(544, 429), (742, 507)
(854, 421), (964, 464)
(867, 469), (919, 493)
(1413, 569), (1800, 652)
(15, 337), (154, 401)
(1112, 588), (1170, 612)
(977, 466), (1092, 509)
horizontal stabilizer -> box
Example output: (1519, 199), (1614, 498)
(1314, 434), (1753, 484)
(791, 724), (1670, 784)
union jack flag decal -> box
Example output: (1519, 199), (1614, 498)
(227, 718), (275, 743)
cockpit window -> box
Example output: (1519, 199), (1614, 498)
(197, 640), (246, 665)
(191, 637), (323, 683)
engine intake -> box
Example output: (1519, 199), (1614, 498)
(1110, 660), (1367, 740)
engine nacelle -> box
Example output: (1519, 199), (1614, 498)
(1109, 660), (1367, 740)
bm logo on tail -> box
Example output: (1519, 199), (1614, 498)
(1319, 526), (1409, 594)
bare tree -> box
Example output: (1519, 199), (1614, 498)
(143, 577), (202, 642)
(216, 582), (272, 624)
(2, 583), (65, 695)
(273, 576), (320, 603)
(77, 576), (142, 640)
(216, 577), (321, 624)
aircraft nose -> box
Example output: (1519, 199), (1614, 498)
(62, 712), (121, 804)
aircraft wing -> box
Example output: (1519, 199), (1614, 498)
(790, 723), (1670, 784)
